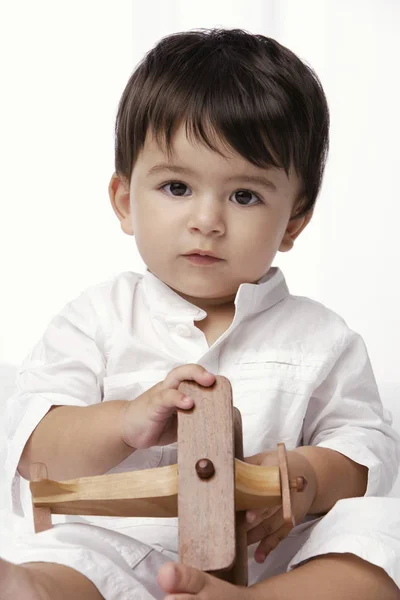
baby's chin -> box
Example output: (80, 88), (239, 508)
(169, 279), (238, 305)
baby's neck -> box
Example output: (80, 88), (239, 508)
(194, 304), (236, 348)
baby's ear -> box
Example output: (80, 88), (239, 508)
(108, 174), (133, 235)
(279, 210), (313, 252)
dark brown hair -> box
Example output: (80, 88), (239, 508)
(114, 28), (329, 217)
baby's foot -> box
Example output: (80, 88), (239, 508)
(0, 556), (48, 599)
(158, 562), (259, 600)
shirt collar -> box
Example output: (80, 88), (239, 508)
(141, 267), (289, 325)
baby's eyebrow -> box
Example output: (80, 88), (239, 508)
(147, 163), (278, 191)
(147, 163), (196, 177)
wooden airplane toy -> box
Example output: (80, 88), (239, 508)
(30, 375), (306, 585)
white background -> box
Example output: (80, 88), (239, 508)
(1, 0), (399, 395)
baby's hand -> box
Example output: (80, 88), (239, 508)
(119, 365), (215, 449)
(245, 450), (317, 563)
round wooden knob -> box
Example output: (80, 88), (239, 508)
(195, 458), (215, 479)
(289, 476), (307, 492)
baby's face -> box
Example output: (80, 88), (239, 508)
(113, 124), (305, 310)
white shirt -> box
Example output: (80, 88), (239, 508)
(4, 267), (400, 554)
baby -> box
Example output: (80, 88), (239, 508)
(1, 28), (400, 600)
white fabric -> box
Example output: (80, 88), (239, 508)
(378, 383), (400, 498)
(2, 497), (399, 598)
(2, 267), (400, 595)
(0, 363), (17, 516)
(286, 497), (400, 585)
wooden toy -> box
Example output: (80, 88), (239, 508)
(30, 376), (306, 585)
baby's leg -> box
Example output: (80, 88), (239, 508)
(0, 556), (103, 599)
(1, 522), (173, 600)
(158, 553), (400, 600)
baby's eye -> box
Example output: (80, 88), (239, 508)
(160, 181), (261, 206)
(230, 190), (261, 206)
(161, 181), (191, 197)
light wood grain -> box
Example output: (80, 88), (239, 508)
(30, 463), (179, 517)
(30, 459), (283, 517)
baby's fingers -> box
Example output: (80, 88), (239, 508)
(162, 364), (215, 390)
(150, 388), (194, 418)
(254, 524), (288, 563)
(246, 506), (283, 546)
(245, 505), (281, 531)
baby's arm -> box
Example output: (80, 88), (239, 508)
(6, 281), (215, 514)
(301, 329), (400, 498)
(17, 400), (134, 481)
(293, 445), (367, 514)
(17, 364), (215, 482)
(245, 329), (400, 563)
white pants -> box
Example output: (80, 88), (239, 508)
(2, 497), (400, 600)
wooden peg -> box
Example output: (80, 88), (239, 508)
(290, 476), (307, 492)
(195, 459), (215, 479)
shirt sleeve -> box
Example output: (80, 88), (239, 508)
(4, 290), (106, 516)
(302, 330), (400, 496)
